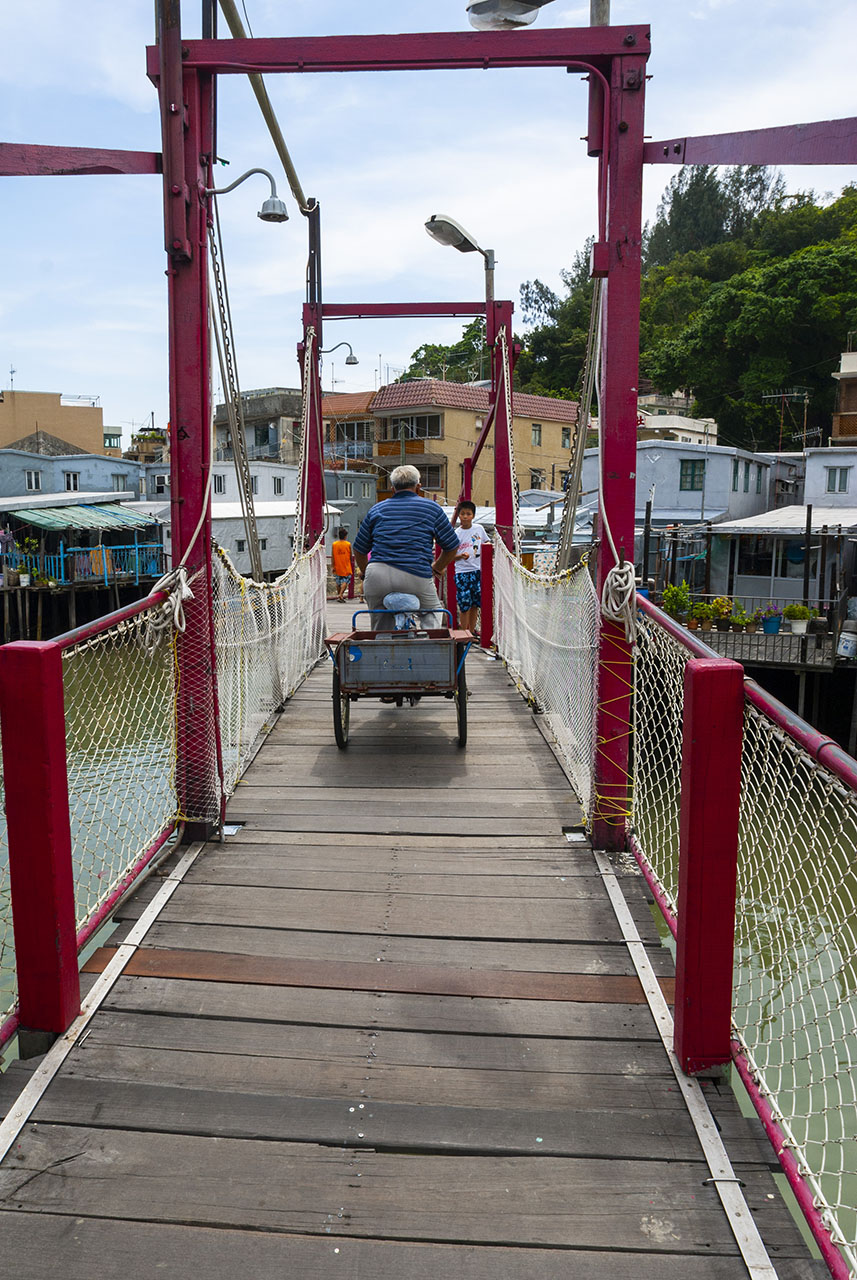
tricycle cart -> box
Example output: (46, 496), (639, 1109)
(324, 609), (473, 749)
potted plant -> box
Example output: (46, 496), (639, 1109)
(783, 603), (811, 634)
(808, 608), (828, 635)
(692, 602), (714, 632)
(711, 596), (733, 632)
(662, 579), (691, 622)
(730, 605), (748, 633)
(746, 608), (762, 635)
(761, 603), (782, 634)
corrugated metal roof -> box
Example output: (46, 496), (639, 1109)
(12, 503), (160, 532)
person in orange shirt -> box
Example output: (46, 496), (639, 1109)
(331, 527), (356, 602)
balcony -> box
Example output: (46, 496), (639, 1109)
(671, 591), (850, 671)
(3, 543), (166, 588)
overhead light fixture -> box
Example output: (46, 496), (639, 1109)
(425, 213), (480, 254)
(466, 0), (555, 30)
(320, 341), (359, 366)
(204, 167), (289, 223)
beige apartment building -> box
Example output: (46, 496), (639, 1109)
(0, 390), (122, 457)
(370, 380), (578, 503)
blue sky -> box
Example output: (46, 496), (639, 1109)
(1, 0), (856, 442)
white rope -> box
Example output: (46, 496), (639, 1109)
(593, 315), (637, 646)
(143, 565), (197, 653)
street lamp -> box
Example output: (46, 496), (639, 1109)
(466, 0), (555, 30)
(320, 341), (359, 366)
(425, 214), (495, 305)
(204, 167), (289, 222)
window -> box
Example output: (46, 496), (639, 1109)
(827, 467), (851, 493)
(254, 425), (269, 447)
(561, 426), (571, 449)
(25, 470), (41, 492)
(273, 476), (283, 496)
(104, 433), (121, 450)
(63, 472), (80, 492)
(343, 481), (354, 498)
(732, 459), (739, 491)
(679, 459), (705, 491)
(153, 473), (169, 494)
(756, 464), (763, 494)
(531, 423), (542, 447)
(236, 539), (245, 553)
(259, 538), (268, 551)
(530, 469), (544, 489)
(213, 474), (226, 495)
(422, 465), (443, 489)
(384, 414), (441, 441)
(743, 461), (750, 492)
(250, 475), (259, 495)
(363, 482), (373, 498)
(112, 474), (127, 492)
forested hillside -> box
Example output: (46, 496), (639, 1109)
(515, 168), (857, 450)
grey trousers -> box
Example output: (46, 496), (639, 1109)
(362, 561), (445, 629)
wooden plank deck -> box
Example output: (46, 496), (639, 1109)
(0, 603), (823, 1278)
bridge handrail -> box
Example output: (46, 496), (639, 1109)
(635, 590), (857, 1279)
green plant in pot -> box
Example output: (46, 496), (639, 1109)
(746, 607), (762, 634)
(711, 596), (733, 631)
(691, 602), (714, 632)
(662, 579), (691, 622)
(783, 603), (811, 634)
(730, 605), (748, 632)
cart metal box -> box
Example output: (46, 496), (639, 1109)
(336, 632), (456, 692)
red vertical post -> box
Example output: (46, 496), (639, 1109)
(0, 642), (80, 1042)
(445, 563), (457, 628)
(674, 658), (744, 1073)
(462, 456), (473, 503)
(592, 51), (647, 850)
(480, 542), (494, 650)
(489, 301), (515, 551)
(158, 5), (219, 833)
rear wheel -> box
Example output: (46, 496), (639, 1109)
(333, 670), (350, 748)
(455, 662), (467, 747)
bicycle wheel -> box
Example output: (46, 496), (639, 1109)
(333, 669), (350, 749)
(455, 662), (467, 747)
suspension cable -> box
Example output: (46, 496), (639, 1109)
(557, 276), (602, 571)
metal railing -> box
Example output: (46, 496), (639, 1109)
(3, 543), (165, 588)
(633, 593), (857, 1279)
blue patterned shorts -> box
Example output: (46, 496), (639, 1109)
(455, 570), (481, 611)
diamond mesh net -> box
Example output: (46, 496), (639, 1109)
(492, 538), (599, 816)
(212, 538), (326, 795)
(633, 606), (857, 1269)
(61, 601), (179, 931)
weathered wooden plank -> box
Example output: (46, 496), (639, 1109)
(84, 947), (673, 1003)
(0, 1126), (803, 1253)
(102, 975), (664, 1038)
(182, 867), (608, 898)
(224, 814), (567, 836)
(3, 1073), (774, 1164)
(241, 767), (570, 789)
(111, 885), (624, 939)
(0, 1211), (808, 1280)
(118, 922), (674, 975)
(226, 792), (577, 818)
(77, 1010), (671, 1077)
(223, 830), (577, 849)
(194, 846), (587, 876)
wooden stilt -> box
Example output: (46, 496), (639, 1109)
(3, 590), (9, 643)
(68, 589), (77, 631)
(16, 590), (24, 641)
(36, 589), (43, 641)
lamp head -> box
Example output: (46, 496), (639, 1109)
(345, 354), (359, 366)
(425, 214), (480, 254)
(466, 0), (554, 29)
(258, 196), (289, 223)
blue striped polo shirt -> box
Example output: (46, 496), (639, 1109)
(353, 490), (459, 579)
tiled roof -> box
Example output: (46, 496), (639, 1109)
(3, 430), (89, 456)
(371, 380), (578, 423)
(321, 391), (377, 418)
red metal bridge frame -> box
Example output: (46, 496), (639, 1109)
(2, 19), (856, 848)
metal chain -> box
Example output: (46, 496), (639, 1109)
(208, 206), (264, 581)
(497, 326), (522, 559)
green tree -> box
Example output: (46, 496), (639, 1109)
(400, 317), (488, 383)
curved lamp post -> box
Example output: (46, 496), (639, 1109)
(204, 167), (289, 222)
(424, 214), (494, 305)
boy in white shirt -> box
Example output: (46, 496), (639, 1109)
(453, 500), (490, 632)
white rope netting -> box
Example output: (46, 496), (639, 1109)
(633, 607), (857, 1268)
(61, 602), (179, 930)
(212, 537), (326, 795)
(492, 537), (599, 816)
(0, 734), (12, 1031)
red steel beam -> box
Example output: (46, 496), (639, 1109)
(0, 143), (162, 177)
(644, 116), (857, 166)
(148, 26), (651, 78)
(322, 302), (486, 319)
